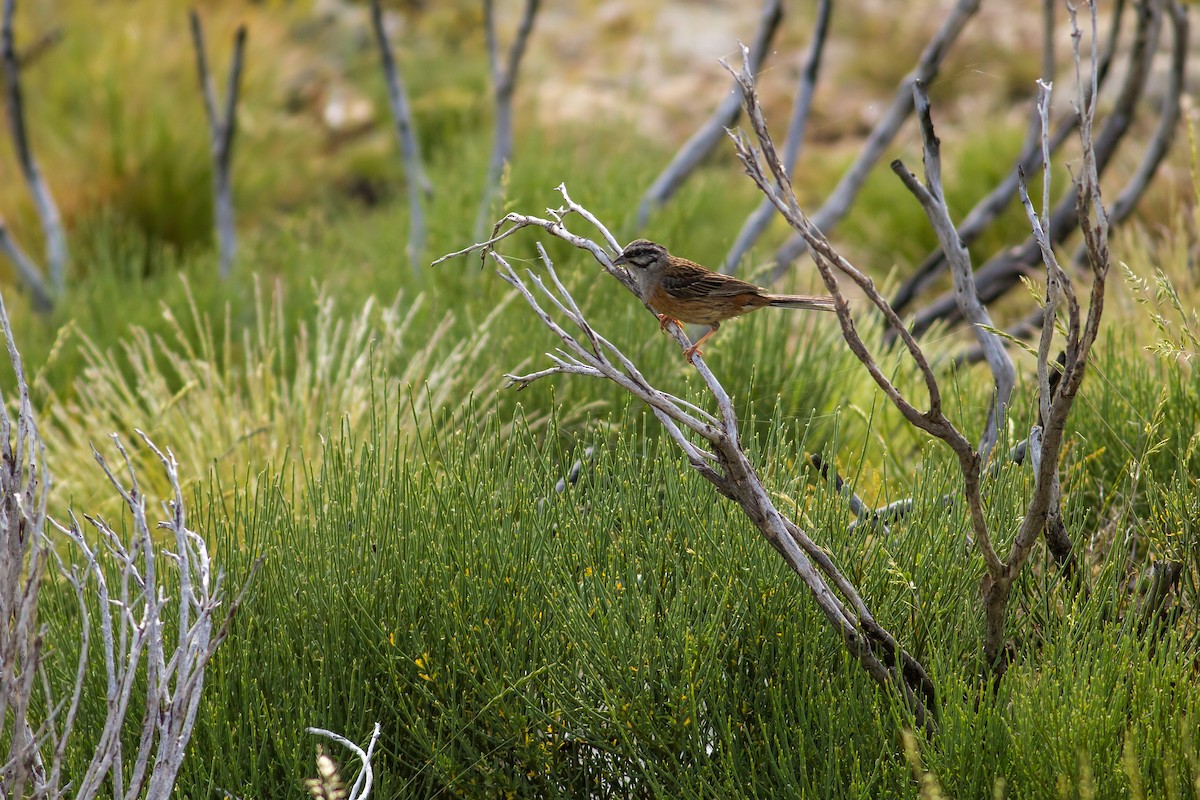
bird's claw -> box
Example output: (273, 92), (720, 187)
(656, 314), (680, 334)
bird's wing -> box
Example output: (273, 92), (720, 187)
(660, 263), (760, 300)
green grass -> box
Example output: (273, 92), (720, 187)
(116, 382), (1186, 798)
(27, 266), (1200, 796)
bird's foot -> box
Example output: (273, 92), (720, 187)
(657, 314), (681, 334)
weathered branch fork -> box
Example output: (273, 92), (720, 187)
(722, 0), (1112, 674)
(433, 184), (938, 729)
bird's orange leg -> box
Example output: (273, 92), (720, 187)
(683, 324), (719, 362)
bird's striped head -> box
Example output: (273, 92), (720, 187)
(613, 239), (669, 270)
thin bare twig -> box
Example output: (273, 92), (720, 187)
(634, 0), (784, 231)
(975, 1), (1113, 670)
(474, 0), (540, 239)
(722, 0), (833, 274)
(189, 9), (247, 279)
(1, 0), (66, 299)
(720, 33), (1112, 674)
(767, 0), (981, 284)
(307, 723), (382, 800)
(958, 0), (1187, 367)
(0, 272), (50, 796)
(891, 80), (1014, 466)
(370, 0), (431, 272)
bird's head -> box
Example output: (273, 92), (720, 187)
(612, 239), (669, 271)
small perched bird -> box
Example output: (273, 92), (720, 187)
(612, 239), (836, 361)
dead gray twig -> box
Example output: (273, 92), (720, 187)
(189, 9), (247, 279)
(0, 220), (51, 311)
(722, 0), (832, 274)
(474, 0), (541, 239)
(1, 0), (65, 304)
(890, 79), (1014, 467)
(906, 0), (1165, 339)
(634, 0), (784, 231)
(889, 0), (1130, 314)
(724, 45), (1003, 580)
(370, 0), (432, 272)
(723, 12), (1109, 672)
(306, 724), (382, 800)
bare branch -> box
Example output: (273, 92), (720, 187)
(767, 0), (982, 283)
(723, 43), (1015, 605)
(722, 0), (832, 274)
(634, 0), (784, 230)
(189, 9), (247, 279)
(891, 80), (1014, 466)
(889, 0), (1130, 313)
(907, 0), (1165, 337)
(809, 453), (891, 535)
(370, 0), (431, 272)
(474, 0), (540, 239)
(977, 1), (1115, 670)
(0, 219), (51, 311)
(1, 0), (66, 296)
(0, 276), (50, 796)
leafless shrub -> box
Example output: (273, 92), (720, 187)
(0, 284), (261, 797)
(722, 0), (1115, 673)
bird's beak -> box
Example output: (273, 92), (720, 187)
(611, 253), (627, 266)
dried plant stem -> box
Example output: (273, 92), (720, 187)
(474, 0), (540, 239)
(370, 0), (431, 272)
(1, 0), (64, 306)
(189, 9), (247, 279)
(722, 0), (832, 274)
(634, 0), (784, 231)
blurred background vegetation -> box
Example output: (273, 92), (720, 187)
(3, 0), (1198, 796)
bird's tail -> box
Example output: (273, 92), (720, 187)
(765, 294), (837, 312)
